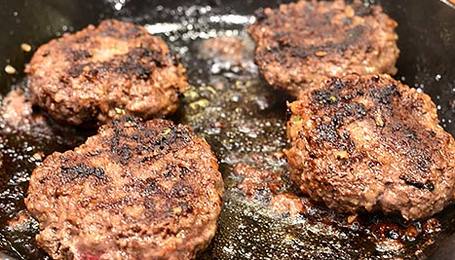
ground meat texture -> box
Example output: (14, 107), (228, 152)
(197, 37), (256, 72)
(25, 117), (224, 259)
(0, 88), (47, 131)
(0, 88), (89, 147)
(249, 0), (399, 97)
(233, 163), (283, 197)
(269, 193), (306, 217)
(286, 74), (455, 220)
(25, 19), (188, 126)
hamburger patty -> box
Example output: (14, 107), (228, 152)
(249, 0), (399, 97)
(25, 117), (224, 259)
(26, 19), (188, 126)
(286, 74), (455, 220)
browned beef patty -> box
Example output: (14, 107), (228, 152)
(26, 19), (188, 126)
(286, 74), (455, 220)
(25, 117), (224, 259)
(249, 0), (399, 97)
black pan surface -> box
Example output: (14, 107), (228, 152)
(0, 0), (455, 259)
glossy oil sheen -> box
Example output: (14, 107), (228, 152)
(0, 0), (454, 259)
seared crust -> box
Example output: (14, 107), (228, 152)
(249, 0), (399, 97)
(286, 74), (455, 220)
(25, 117), (224, 259)
(26, 19), (188, 126)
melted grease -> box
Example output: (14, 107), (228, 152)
(0, 4), (453, 260)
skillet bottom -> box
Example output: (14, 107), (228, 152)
(1, 2), (455, 259)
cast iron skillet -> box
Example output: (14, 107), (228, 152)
(0, 0), (455, 259)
